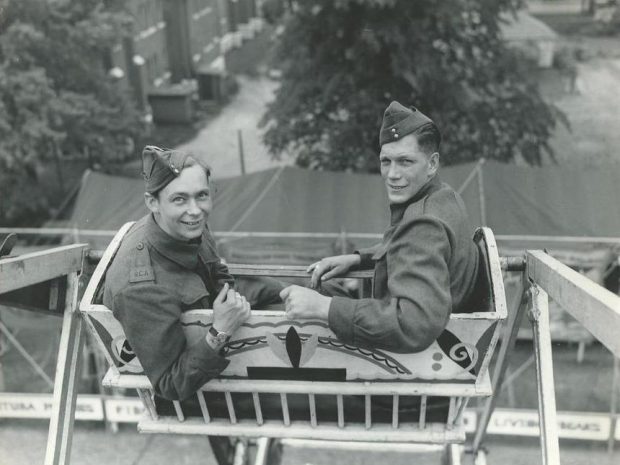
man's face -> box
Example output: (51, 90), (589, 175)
(379, 133), (438, 204)
(145, 164), (212, 241)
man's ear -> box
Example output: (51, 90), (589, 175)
(144, 192), (159, 214)
(428, 152), (440, 177)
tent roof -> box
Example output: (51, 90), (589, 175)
(68, 161), (620, 244)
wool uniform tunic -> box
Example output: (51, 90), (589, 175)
(103, 214), (236, 400)
(328, 175), (480, 353)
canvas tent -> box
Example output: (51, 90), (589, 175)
(68, 160), (620, 242)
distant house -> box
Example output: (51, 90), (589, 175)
(106, 0), (267, 108)
(499, 10), (558, 68)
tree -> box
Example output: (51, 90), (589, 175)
(0, 0), (146, 225)
(261, 0), (565, 172)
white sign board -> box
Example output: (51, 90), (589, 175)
(487, 409), (611, 441)
(0, 392), (617, 444)
(104, 398), (146, 423)
(0, 393), (103, 421)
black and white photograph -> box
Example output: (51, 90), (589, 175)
(0, 1), (619, 464)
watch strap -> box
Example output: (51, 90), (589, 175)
(209, 326), (231, 342)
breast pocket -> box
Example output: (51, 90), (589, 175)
(179, 275), (210, 310)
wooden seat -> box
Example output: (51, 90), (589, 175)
(80, 223), (507, 445)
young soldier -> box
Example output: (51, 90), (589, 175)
(103, 146), (283, 464)
(280, 101), (481, 353)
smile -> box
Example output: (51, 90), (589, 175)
(388, 185), (407, 191)
(181, 220), (202, 226)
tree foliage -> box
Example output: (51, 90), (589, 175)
(261, 0), (565, 172)
(0, 0), (145, 225)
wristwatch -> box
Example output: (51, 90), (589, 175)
(208, 326), (231, 347)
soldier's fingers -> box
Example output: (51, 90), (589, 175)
(279, 285), (293, 301)
(321, 267), (341, 282)
(311, 267), (325, 288)
(214, 283), (229, 303)
(227, 289), (237, 304)
(306, 262), (319, 274)
(321, 266), (343, 281)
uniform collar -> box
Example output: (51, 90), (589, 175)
(145, 214), (201, 269)
(389, 175), (441, 225)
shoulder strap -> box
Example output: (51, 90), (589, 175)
(129, 241), (155, 283)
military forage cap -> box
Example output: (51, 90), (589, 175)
(379, 101), (435, 146)
(141, 145), (191, 193)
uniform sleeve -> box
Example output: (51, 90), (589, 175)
(213, 259), (235, 292)
(328, 215), (452, 353)
(204, 229), (235, 292)
(112, 283), (229, 401)
(355, 243), (382, 269)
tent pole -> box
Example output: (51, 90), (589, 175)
(457, 158), (485, 195)
(478, 159), (487, 226)
(229, 167), (285, 232)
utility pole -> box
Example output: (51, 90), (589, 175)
(237, 129), (246, 175)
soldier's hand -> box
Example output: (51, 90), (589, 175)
(212, 283), (251, 333)
(279, 285), (331, 321)
(306, 254), (361, 288)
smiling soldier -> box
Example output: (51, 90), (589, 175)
(280, 101), (481, 353)
(103, 146), (283, 465)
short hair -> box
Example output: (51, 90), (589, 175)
(413, 123), (441, 155)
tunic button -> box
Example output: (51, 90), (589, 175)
(394, 133), (399, 138)
(136, 242), (144, 250)
(391, 128), (396, 132)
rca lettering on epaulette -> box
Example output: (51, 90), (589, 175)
(129, 266), (154, 283)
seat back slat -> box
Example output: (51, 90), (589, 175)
(224, 391), (237, 424)
(453, 397), (469, 427)
(252, 392), (263, 426)
(137, 389), (158, 421)
(308, 394), (317, 427)
(392, 394), (399, 429)
(280, 393), (290, 426)
(173, 401), (185, 422)
(447, 397), (457, 428)
(195, 391), (210, 423)
(336, 395), (344, 428)
(419, 395), (427, 429)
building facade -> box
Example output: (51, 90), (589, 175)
(108, 0), (265, 108)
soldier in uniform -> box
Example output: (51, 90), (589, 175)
(103, 146), (284, 464)
(280, 101), (481, 353)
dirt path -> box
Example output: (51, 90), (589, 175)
(176, 75), (291, 179)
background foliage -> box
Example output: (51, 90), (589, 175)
(0, 0), (145, 225)
(261, 0), (566, 172)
